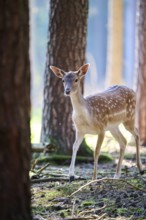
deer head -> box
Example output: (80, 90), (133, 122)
(50, 64), (90, 96)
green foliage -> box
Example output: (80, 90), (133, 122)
(47, 137), (60, 151)
(116, 207), (128, 215)
(80, 138), (93, 156)
(60, 210), (69, 218)
(56, 182), (84, 196)
(124, 153), (135, 160)
(81, 200), (95, 207)
(98, 153), (113, 163)
(32, 205), (47, 216)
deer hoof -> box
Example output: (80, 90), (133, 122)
(69, 176), (75, 182)
(140, 170), (144, 175)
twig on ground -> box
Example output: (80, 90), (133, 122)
(63, 217), (95, 220)
(70, 177), (146, 197)
(120, 179), (146, 192)
(70, 177), (107, 197)
(78, 205), (106, 216)
(96, 213), (107, 220)
(63, 213), (106, 220)
(31, 159), (39, 170)
(128, 215), (134, 220)
(36, 163), (50, 175)
(71, 199), (76, 218)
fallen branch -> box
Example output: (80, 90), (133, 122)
(31, 143), (57, 153)
(31, 178), (69, 183)
(47, 173), (69, 178)
(31, 176), (87, 184)
(70, 177), (146, 197)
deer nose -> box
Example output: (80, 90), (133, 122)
(65, 88), (71, 95)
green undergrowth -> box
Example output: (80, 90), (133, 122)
(124, 153), (135, 160)
(81, 200), (95, 207)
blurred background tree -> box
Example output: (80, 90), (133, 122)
(0, 0), (32, 219)
(135, 0), (146, 146)
(106, 0), (123, 86)
(40, 0), (89, 154)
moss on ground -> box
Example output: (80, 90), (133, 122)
(32, 152), (113, 166)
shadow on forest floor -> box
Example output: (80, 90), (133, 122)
(31, 146), (146, 220)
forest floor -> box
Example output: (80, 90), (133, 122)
(31, 146), (146, 220)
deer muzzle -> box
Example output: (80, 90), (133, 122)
(65, 88), (71, 95)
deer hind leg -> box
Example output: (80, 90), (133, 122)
(93, 131), (105, 180)
(69, 131), (84, 182)
(123, 121), (144, 175)
(110, 127), (127, 179)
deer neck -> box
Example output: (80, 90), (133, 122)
(70, 88), (85, 113)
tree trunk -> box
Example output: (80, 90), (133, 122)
(135, 0), (146, 146)
(0, 1), (32, 219)
(106, 0), (123, 86)
(41, 0), (88, 154)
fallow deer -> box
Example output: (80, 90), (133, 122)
(50, 63), (144, 182)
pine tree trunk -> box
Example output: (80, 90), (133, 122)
(136, 0), (146, 146)
(41, 0), (88, 154)
(106, 0), (123, 86)
(0, 1), (32, 219)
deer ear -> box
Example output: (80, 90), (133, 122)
(50, 66), (65, 78)
(77, 63), (90, 78)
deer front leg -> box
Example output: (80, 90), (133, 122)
(93, 131), (105, 180)
(69, 131), (84, 182)
(110, 127), (127, 179)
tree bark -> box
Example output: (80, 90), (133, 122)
(135, 0), (146, 146)
(41, 0), (88, 154)
(0, 1), (32, 219)
(106, 0), (123, 86)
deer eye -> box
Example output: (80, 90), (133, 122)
(75, 79), (78, 82)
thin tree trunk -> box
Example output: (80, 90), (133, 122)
(106, 0), (123, 86)
(41, 0), (88, 154)
(135, 0), (146, 146)
(0, 1), (32, 219)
